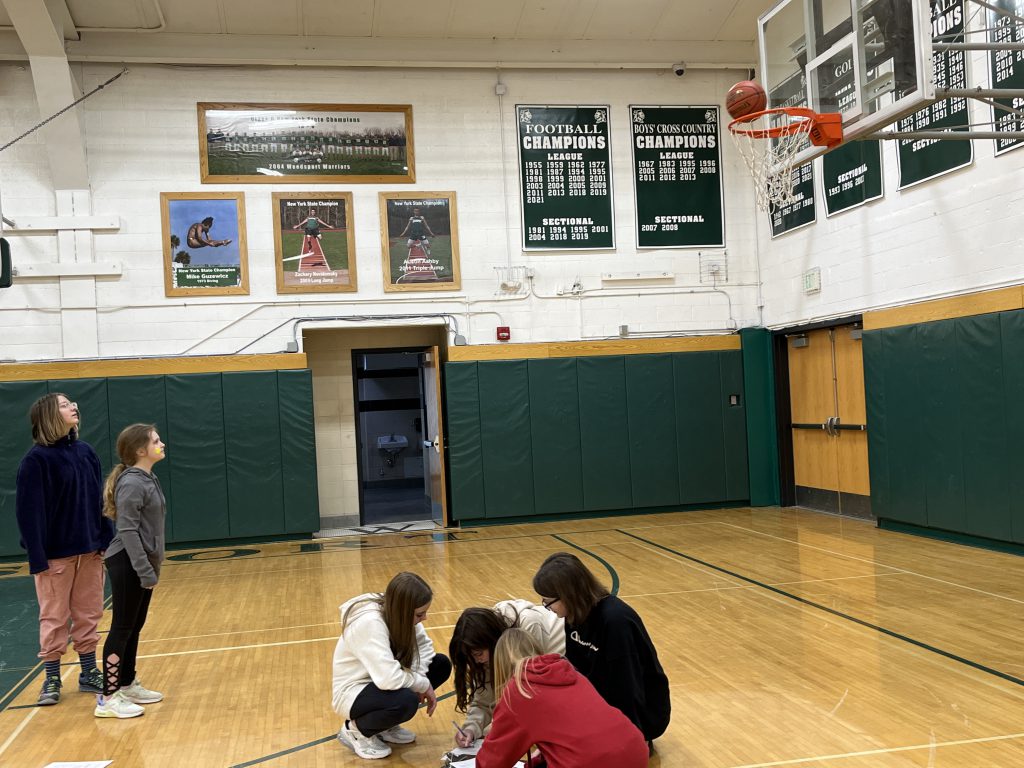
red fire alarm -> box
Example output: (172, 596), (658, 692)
(496, 326), (511, 341)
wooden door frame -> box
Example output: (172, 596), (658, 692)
(772, 315), (862, 508)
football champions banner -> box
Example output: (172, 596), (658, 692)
(516, 105), (615, 251)
(990, 0), (1024, 155)
(629, 106), (724, 248)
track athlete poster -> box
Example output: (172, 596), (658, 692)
(379, 192), (461, 292)
(272, 192), (356, 294)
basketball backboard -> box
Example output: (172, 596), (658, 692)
(759, 0), (935, 167)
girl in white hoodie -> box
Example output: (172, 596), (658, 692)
(332, 572), (452, 760)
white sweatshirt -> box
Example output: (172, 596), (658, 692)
(461, 599), (566, 740)
(331, 594), (436, 719)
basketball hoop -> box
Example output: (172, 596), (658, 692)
(728, 107), (843, 211)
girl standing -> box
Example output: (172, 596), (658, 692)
(94, 424), (167, 718)
(475, 629), (649, 768)
(449, 599), (564, 747)
(532, 552), (671, 752)
(332, 572), (452, 760)
(15, 394), (114, 706)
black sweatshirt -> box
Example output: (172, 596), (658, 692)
(564, 594), (671, 742)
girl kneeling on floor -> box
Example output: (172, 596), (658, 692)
(332, 572), (452, 760)
(475, 629), (649, 768)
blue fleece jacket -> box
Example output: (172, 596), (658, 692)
(15, 434), (115, 574)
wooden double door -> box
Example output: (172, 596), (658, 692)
(787, 325), (871, 517)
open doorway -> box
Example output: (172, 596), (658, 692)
(353, 347), (445, 527)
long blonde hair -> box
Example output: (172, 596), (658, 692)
(342, 572), (432, 669)
(102, 423), (157, 520)
(492, 628), (540, 701)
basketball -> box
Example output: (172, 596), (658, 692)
(726, 80), (768, 119)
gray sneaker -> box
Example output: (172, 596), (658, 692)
(37, 676), (61, 706)
(78, 667), (103, 693)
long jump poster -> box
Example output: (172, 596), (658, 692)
(272, 192), (356, 294)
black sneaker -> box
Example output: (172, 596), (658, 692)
(37, 676), (61, 706)
(78, 667), (103, 693)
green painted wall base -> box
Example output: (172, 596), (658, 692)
(457, 501), (744, 528)
(878, 518), (1024, 558)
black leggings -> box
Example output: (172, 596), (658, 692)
(349, 654), (452, 737)
(102, 549), (153, 696)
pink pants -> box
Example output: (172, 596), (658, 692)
(33, 552), (105, 662)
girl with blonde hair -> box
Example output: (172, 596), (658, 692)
(332, 572), (452, 760)
(95, 423), (167, 719)
(476, 628), (649, 768)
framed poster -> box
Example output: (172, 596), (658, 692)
(161, 192), (248, 297)
(198, 102), (415, 184)
(272, 192), (356, 294)
(378, 192), (461, 293)
(516, 105), (614, 251)
(630, 105), (724, 248)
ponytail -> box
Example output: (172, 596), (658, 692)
(102, 463), (127, 520)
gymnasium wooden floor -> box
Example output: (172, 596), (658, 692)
(2, 506), (1023, 767)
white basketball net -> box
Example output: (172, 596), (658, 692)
(729, 112), (814, 211)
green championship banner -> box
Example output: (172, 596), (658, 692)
(769, 73), (816, 237)
(897, 0), (973, 188)
(629, 106), (724, 248)
(990, 0), (1024, 155)
(517, 105), (614, 251)
(822, 140), (883, 216)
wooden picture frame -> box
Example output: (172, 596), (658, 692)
(198, 102), (415, 184)
(272, 192), (357, 294)
(161, 192), (248, 297)
(378, 192), (461, 293)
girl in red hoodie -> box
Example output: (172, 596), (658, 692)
(475, 629), (648, 768)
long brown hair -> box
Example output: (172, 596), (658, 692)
(102, 423), (157, 520)
(449, 607), (517, 713)
(342, 572), (432, 669)
(29, 392), (77, 446)
(493, 628), (540, 702)
(532, 552), (610, 624)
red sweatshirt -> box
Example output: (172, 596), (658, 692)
(475, 654), (649, 768)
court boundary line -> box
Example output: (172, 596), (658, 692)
(617, 529), (1024, 689)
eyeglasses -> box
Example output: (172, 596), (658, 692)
(541, 597), (560, 610)
(58, 401), (78, 409)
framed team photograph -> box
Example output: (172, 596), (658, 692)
(161, 191), (248, 297)
(378, 192), (461, 293)
(198, 102), (415, 184)
(272, 192), (357, 294)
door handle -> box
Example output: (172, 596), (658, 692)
(824, 416), (835, 436)
(832, 416), (841, 436)
(422, 440), (433, 449)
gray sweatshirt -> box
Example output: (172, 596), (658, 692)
(105, 466), (166, 588)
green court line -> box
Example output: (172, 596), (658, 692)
(550, 534), (621, 596)
(617, 529), (1024, 689)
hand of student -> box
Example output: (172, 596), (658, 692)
(419, 685), (437, 716)
(455, 729), (475, 748)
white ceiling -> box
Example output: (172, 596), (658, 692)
(0, 0), (778, 69)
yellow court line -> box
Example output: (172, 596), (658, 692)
(732, 731), (1024, 767)
(714, 521), (1024, 605)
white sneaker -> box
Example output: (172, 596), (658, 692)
(120, 679), (163, 704)
(94, 690), (144, 719)
(338, 721), (392, 759)
(378, 724), (416, 744)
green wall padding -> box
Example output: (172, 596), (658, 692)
(739, 328), (779, 506)
(578, 356), (633, 511)
(478, 361), (535, 518)
(528, 359), (584, 515)
(1001, 311), (1024, 544)
(626, 354), (680, 508)
(0, 369), (320, 558)
(0, 382), (46, 557)
(866, 308), (1024, 546)
(278, 370), (320, 533)
(720, 352), (750, 501)
(166, 373), (230, 542)
(674, 353), (727, 504)
(444, 363), (485, 521)
(222, 372), (284, 537)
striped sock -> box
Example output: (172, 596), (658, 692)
(78, 651), (97, 673)
(44, 660), (61, 679)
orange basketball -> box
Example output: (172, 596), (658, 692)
(726, 80), (768, 119)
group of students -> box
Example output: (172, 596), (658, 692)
(332, 554), (670, 767)
(14, 393), (167, 718)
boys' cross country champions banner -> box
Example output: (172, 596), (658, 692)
(629, 106), (724, 248)
(516, 105), (615, 251)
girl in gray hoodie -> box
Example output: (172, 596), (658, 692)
(94, 423), (167, 719)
